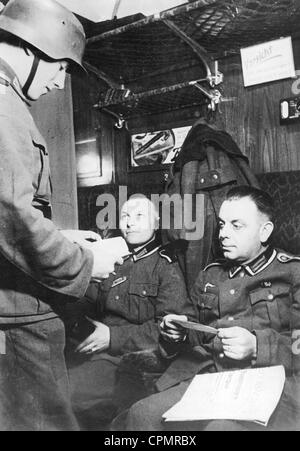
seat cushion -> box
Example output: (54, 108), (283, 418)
(257, 171), (300, 255)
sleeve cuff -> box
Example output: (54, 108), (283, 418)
(74, 247), (94, 299)
(253, 329), (271, 367)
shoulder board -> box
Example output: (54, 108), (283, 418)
(277, 252), (300, 264)
(159, 248), (176, 264)
(204, 262), (223, 272)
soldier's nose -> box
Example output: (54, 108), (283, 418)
(54, 70), (66, 90)
(219, 227), (230, 240)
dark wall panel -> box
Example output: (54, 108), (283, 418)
(74, 39), (300, 231)
(216, 40), (300, 173)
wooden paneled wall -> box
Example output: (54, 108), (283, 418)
(74, 38), (300, 231)
(216, 39), (300, 173)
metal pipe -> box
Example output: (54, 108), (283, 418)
(112, 0), (122, 19)
(162, 19), (212, 80)
(133, 79), (200, 98)
(84, 61), (122, 88)
(95, 78), (208, 109)
(87, 0), (218, 45)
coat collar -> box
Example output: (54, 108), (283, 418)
(229, 247), (277, 279)
(131, 235), (161, 262)
(0, 57), (29, 105)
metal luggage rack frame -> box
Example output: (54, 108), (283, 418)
(82, 0), (300, 124)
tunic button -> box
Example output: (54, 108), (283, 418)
(115, 296), (120, 301)
(230, 289), (235, 295)
(142, 290), (147, 296)
(240, 272), (245, 278)
(268, 294), (274, 301)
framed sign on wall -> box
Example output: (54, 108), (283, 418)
(241, 37), (296, 87)
(129, 126), (191, 171)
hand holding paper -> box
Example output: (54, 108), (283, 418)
(90, 237), (130, 280)
(60, 229), (102, 246)
(172, 319), (218, 335)
(61, 232), (129, 280)
(160, 316), (219, 343)
(160, 315), (189, 343)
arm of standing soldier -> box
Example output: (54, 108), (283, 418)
(62, 281), (101, 330)
(109, 260), (192, 355)
(0, 117), (119, 298)
(60, 229), (102, 245)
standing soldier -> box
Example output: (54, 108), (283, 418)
(0, 0), (123, 431)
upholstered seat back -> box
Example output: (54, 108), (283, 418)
(257, 171), (300, 255)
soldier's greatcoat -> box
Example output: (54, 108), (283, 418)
(0, 58), (93, 431)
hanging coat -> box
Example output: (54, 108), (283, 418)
(163, 119), (260, 293)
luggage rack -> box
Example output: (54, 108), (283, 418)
(83, 0), (300, 124)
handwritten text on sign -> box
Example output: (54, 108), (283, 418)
(241, 37), (295, 87)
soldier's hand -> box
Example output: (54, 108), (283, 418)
(75, 317), (110, 355)
(90, 243), (124, 280)
(60, 229), (101, 247)
(218, 327), (257, 361)
(160, 314), (188, 343)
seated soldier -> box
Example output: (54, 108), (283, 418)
(66, 195), (190, 429)
(117, 186), (300, 431)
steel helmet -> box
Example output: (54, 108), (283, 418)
(0, 0), (86, 73)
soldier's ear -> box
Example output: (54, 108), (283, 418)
(260, 221), (274, 244)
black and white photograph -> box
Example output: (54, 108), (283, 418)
(0, 0), (300, 437)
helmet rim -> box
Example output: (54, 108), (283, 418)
(0, 0), (86, 74)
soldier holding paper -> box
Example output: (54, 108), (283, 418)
(118, 186), (300, 431)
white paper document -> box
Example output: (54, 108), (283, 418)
(97, 237), (130, 258)
(163, 366), (286, 427)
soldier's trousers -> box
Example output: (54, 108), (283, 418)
(0, 317), (79, 431)
(68, 353), (121, 430)
(114, 378), (300, 431)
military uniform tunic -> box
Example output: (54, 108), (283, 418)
(0, 58), (93, 431)
(188, 246), (300, 374)
(123, 247), (300, 431)
(0, 59), (93, 324)
(67, 236), (190, 427)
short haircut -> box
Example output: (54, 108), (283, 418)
(225, 186), (275, 223)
